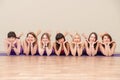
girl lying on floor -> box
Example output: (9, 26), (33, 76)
(4, 31), (22, 55)
(99, 33), (116, 56)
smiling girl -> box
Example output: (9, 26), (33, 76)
(99, 33), (116, 56)
(83, 32), (99, 56)
(22, 32), (38, 55)
(53, 33), (70, 56)
(38, 32), (54, 56)
(4, 31), (21, 55)
(69, 33), (84, 56)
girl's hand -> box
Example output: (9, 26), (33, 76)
(13, 40), (17, 45)
(92, 40), (98, 45)
(63, 41), (67, 45)
(56, 41), (61, 44)
(110, 41), (115, 44)
(107, 41), (115, 46)
(77, 42), (82, 45)
(71, 41), (76, 45)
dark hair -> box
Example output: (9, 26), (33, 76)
(102, 33), (112, 41)
(102, 33), (113, 48)
(55, 33), (65, 41)
(26, 32), (38, 46)
(88, 32), (98, 41)
(7, 31), (17, 38)
(88, 32), (98, 49)
(55, 33), (67, 50)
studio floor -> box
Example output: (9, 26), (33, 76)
(0, 56), (120, 80)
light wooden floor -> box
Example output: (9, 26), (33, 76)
(0, 56), (120, 80)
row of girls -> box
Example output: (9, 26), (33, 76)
(4, 31), (116, 56)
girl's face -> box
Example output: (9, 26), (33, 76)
(41, 35), (49, 43)
(73, 35), (80, 43)
(103, 36), (110, 43)
(8, 37), (16, 43)
(27, 34), (35, 42)
(58, 38), (65, 43)
(89, 34), (96, 42)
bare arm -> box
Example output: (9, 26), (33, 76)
(70, 42), (77, 56)
(23, 41), (30, 55)
(38, 42), (45, 56)
(4, 39), (11, 55)
(31, 43), (38, 55)
(46, 43), (53, 56)
(99, 43), (109, 56)
(12, 39), (21, 55)
(77, 42), (84, 56)
(53, 42), (62, 56)
(63, 42), (70, 56)
(108, 42), (116, 56)
(84, 41), (91, 56)
(91, 42), (99, 56)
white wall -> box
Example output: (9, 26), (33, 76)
(0, 0), (120, 52)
